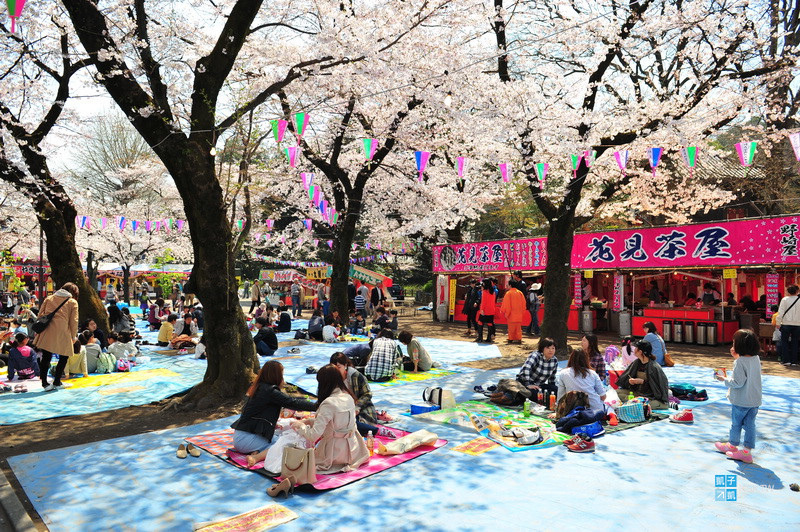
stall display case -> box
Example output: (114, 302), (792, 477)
(632, 307), (739, 344)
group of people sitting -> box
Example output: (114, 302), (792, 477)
(305, 306), (400, 343)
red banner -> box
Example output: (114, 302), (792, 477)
(433, 216), (800, 272)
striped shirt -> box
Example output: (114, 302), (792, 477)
(354, 294), (366, 310)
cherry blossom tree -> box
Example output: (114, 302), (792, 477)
(484, 0), (793, 347)
(0, 13), (110, 329)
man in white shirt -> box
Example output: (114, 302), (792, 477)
(776, 284), (800, 366)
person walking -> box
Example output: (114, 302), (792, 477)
(290, 279), (302, 317)
(776, 284), (800, 367)
(33, 282), (80, 391)
(527, 283), (541, 336)
(501, 282), (527, 344)
(463, 279), (480, 337)
(249, 280), (261, 314)
(476, 279), (497, 343)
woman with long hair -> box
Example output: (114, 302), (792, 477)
(581, 333), (607, 381)
(229, 361), (317, 466)
(555, 347), (608, 414)
(291, 364), (370, 474)
(616, 340), (671, 409)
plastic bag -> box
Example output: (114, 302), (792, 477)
(263, 429), (308, 475)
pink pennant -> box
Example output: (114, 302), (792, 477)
(499, 163), (510, 183)
(327, 240), (334, 248)
(457, 157), (468, 179)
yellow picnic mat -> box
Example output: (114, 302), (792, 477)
(374, 368), (458, 387)
(63, 368), (180, 389)
(192, 504), (298, 531)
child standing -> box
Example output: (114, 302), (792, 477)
(714, 329), (762, 464)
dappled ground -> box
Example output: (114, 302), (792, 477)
(1, 309), (796, 530)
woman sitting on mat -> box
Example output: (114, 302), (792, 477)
(554, 347), (608, 420)
(230, 360), (317, 467)
(308, 309), (325, 341)
(291, 364), (370, 473)
(329, 352), (396, 439)
(615, 340), (670, 409)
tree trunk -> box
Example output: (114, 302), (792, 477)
(329, 209), (358, 318)
(540, 213), (577, 352)
(86, 250), (97, 293)
(165, 154), (259, 408)
(122, 266), (131, 305)
(38, 205), (109, 332)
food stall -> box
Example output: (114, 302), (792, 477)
(433, 215), (800, 343)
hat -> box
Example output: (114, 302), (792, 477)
(531, 283), (542, 290)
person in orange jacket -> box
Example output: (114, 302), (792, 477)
(501, 283), (527, 344)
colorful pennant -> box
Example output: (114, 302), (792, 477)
(457, 156), (468, 179)
(735, 141), (757, 167)
(294, 113), (309, 142)
(680, 146), (699, 178)
(415, 151), (431, 182)
(363, 138), (379, 161)
(614, 150), (630, 177)
(570, 154), (581, 180)
(533, 163), (548, 189)
(284, 146), (298, 167)
(648, 147), (663, 177)
(6, 0), (26, 33)
(499, 162), (510, 183)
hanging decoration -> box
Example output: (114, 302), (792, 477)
(363, 138), (379, 161)
(679, 146), (699, 178)
(533, 163), (548, 189)
(301, 172), (313, 190)
(498, 162), (510, 183)
(294, 112), (309, 143)
(415, 151), (431, 182)
(456, 156), (468, 180)
(570, 154), (581, 180)
(265, 219), (274, 231)
(271, 119), (288, 143)
(583, 150), (597, 167)
(284, 146), (298, 167)
(647, 147), (663, 177)
(735, 141), (757, 167)
(6, 0), (26, 33)
(613, 150), (630, 177)
(117, 216), (127, 232)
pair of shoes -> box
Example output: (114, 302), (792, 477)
(376, 426), (398, 439)
(474, 338), (484, 343)
(0, 385), (12, 393)
(565, 433), (595, 453)
(714, 441), (737, 454)
(669, 409), (694, 423)
(267, 475), (296, 498)
(44, 383), (59, 392)
(176, 443), (201, 459)
(462, 331), (473, 337)
(13, 384), (28, 393)
(306, 366), (317, 374)
(288, 347), (301, 354)
(726, 448), (753, 463)
(473, 385), (485, 393)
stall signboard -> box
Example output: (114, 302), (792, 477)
(612, 274), (624, 311)
(723, 268), (737, 279)
(766, 273), (780, 318)
(270, 270), (301, 282)
(449, 278), (457, 316)
(349, 264), (392, 287)
(433, 216), (800, 272)
(573, 273), (582, 306)
(13, 263), (50, 276)
(306, 267), (328, 280)
(259, 270), (271, 281)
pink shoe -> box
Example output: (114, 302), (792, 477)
(726, 449), (753, 463)
(714, 442), (737, 453)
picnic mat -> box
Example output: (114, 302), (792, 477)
(373, 368), (458, 388)
(412, 400), (570, 451)
(603, 411), (670, 434)
(0, 354), (206, 425)
(185, 427), (447, 491)
(193, 504), (298, 531)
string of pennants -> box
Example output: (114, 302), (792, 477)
(271, 112), (800, 188)
(252, 250), (405, 266)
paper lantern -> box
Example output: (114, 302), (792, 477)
(294, 112), (309, 142)
(6, 0), (25, 33)
(284, 146), (298, 167)
(614, 150), (630, 177)
(457, 156), (468, 179)
(680, 146), (699, 178)
(570, 154), (581, 180)
(533, 162), (548, 189)
(499, 162), (510, 183)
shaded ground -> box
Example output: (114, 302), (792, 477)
(0, 310), (797, 530)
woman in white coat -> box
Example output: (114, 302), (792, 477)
(291, 365), (370, 474)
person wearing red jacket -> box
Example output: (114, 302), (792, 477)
(476, 279), (497, 343)
(501, 284), (527, 344)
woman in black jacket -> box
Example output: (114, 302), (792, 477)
(231, 360), (317, 466)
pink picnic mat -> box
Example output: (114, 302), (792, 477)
(185, 427), (447, 491)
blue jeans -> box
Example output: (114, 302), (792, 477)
(291, 295), (302, 317)
(322, 300), (330, 316)
(780, 324), (800, 364)
(233, 430), (273, 454)
(527, 308), (540, 334)
(256, 340), (275, 357)
(729, 405), (758, 450)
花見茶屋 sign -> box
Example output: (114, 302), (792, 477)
(432, 217), (800, 273)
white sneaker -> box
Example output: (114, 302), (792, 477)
(44, 384), (57, 392)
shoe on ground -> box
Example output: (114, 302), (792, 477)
(714, 442), (737, 454)
(566, 435), (595, 453)
(377, 411), (394, 423)
(563, 433), (590, 447)
(669, 401), (680, 410)
(726, 448), (753, 463)
(176, 443), (188, 459)
(44, 384), (58, 392)
(186, 443), (201, 457)
(669, 409), (694, 424)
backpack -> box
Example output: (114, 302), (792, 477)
(96, 352), (116, 374)
(116, 358), (131, 372)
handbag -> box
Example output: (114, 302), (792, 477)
(658, 336), (674, 367)
(616, 401), (646, 423)
(281, 444), (317, 486)
(31, 298), (70, 334)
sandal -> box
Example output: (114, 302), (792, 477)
(176, 443), (188, 459)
